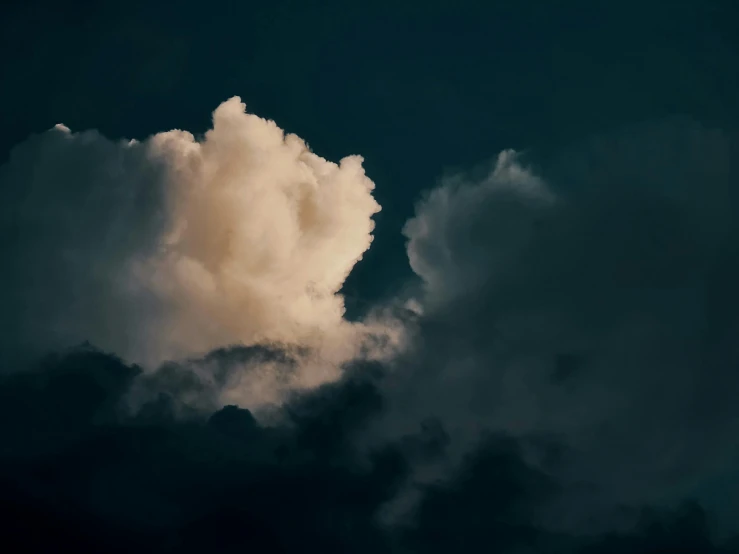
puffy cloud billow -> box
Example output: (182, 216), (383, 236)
(2, 101), (739, 552)
(396, 117), (739, 531)
(0, 98), (399, 401)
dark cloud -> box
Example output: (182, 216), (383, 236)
(2, 0), (738, 550)
(397, 117), (739, 532)
(0, 125), (170, 367)
(2, 345), (738, 553)
(128, 344), (300, 420)
(0, 346), (407, 552)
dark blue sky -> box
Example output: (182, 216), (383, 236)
(2, 0), (737, 307)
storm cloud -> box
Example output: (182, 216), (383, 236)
(2, 98), (739, 552)
(396, 117), (739, 529)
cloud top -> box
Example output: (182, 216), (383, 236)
(0, 97), (383, 375)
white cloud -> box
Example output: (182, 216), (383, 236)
(0, 97), (395, 401)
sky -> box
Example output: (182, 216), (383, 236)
(2, 0), (739, 552)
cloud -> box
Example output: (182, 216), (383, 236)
(395, 117), (739, 530)
(0, 98), (395, 399)
(3, 96), (739, 549)
(1, 346), (737, 553)
(405, 148), (556, 307)
(0, 346), (405, 552)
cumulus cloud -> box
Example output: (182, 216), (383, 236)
(0, 98), (394, 397)
(3, 97), (739, 548)
(393, 118), (739, 530)
(405, 148), (556, 306)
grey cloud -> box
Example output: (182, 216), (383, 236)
(395, 117), (739, 531)
(0, 125), (170, 366)
(4, 344), (737, 553)
(3, 94), (739, 550)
